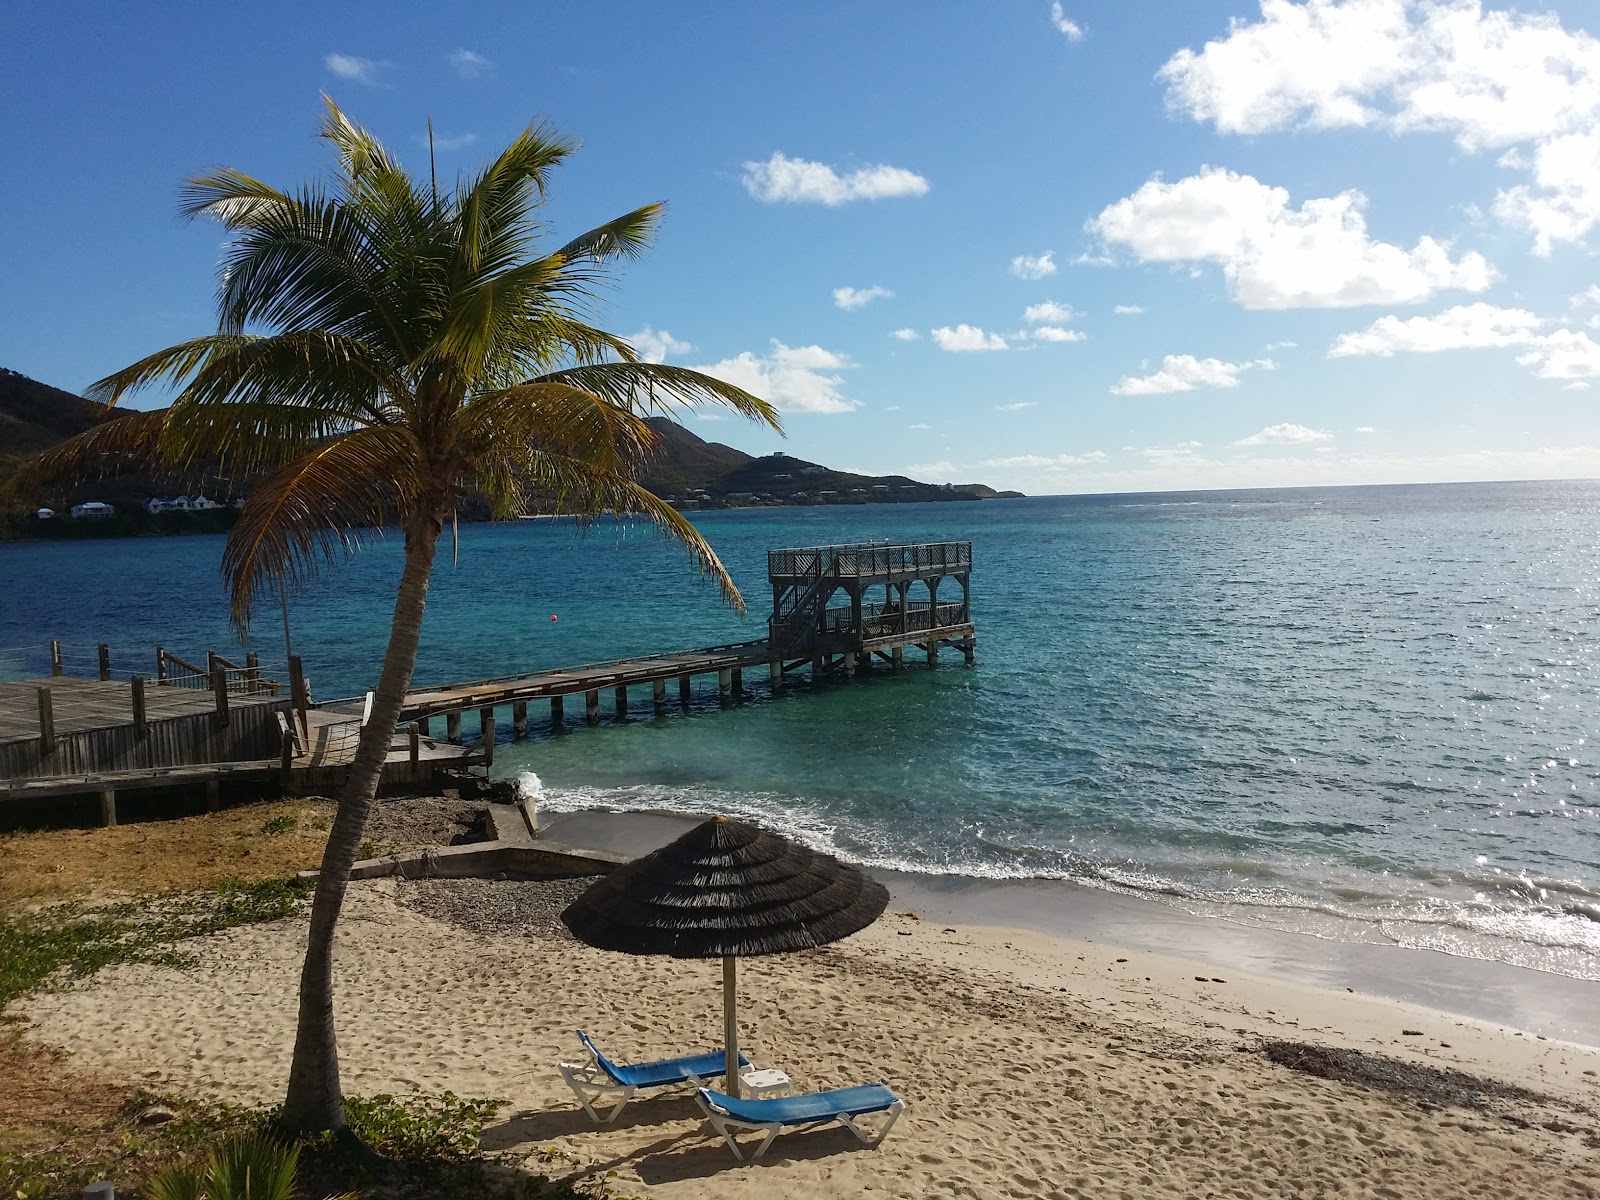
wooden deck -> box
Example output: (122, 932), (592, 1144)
(0, 676), (285, 745)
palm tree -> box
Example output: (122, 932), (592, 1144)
(3, 98), (779, 1134)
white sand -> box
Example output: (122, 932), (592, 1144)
(17, 881), (1600, 1198)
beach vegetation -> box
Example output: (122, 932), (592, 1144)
(0, 876), (314, 1010)
(0, 97), (780, 1136)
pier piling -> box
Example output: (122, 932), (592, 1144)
(718, 668), (732, 700)
(479, 708), (495, 765)
(551, 695), (564, 724)
(679, 673), (692, 704)
(512, 701), (528, 739)
(585, 689), (600, 724)
(614, 685), (628, 717)
(37, 687), (54, 758)
(99, 789), (117, 827)
(446, 711), (462, 743)
(653, 679), (666, 711)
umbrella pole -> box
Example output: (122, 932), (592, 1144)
(723, 955), (740, 1098)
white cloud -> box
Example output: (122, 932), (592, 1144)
(1265, 340), (1298, 350)
(884, 405), (902, 412)
(1049, 2), (1085, 41)
(627, 326), (693, 364)
(693, 340), (857, 413)
(909, 422), (931, 430)
(449, 49), (492, 79)
(1572, 286), (1600, 309)
(1111, 353), (1258, 395)
(981, 451), (1107, 468)
(932, 324), (1009, 352)
(1517, 329), (1600, 382)
(833, 285), (894, 310)
(742, 152), (930, 205)
(1329, 303), (1545, 357)
(1329, 302), (1600, 383)
(1091, 167), (1493, 309)
(1234, 423), (1333, 446)
(1113, 304), (1145, 315)
(430, 132), (477, 152)
(1010, 251), (1057, 280)
(1024, 300), (1075, 323)
(995, 401), (1038, 412)
(890, 328), (921, 341)
(1355, 425), (1376, 433)
(1029, 326), (1087, 343)
(905, 459), (958, 479)
(1159, 1), (1600, 253)
(324, 53), (385, 86)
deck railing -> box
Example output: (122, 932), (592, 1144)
(768, 541), (971, 580)
(821, 601), (968, 640)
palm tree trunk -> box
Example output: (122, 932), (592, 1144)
(280, 517), (441, 1133)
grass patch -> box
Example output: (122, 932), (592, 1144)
(0, 876), (314, 1010)
(260, 813), (299, 835)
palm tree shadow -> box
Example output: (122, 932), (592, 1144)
(482, 1092), (701, 1148)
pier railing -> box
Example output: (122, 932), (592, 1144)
(768, 541), (971, 581)
(821, 601), (968, 640)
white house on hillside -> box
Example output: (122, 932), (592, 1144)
(70, 501), (115, 518)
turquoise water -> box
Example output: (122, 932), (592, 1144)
(3, 482), (1598, 979)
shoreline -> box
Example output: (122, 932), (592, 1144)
(536, 808), (1600, 1049)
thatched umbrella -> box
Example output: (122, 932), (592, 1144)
(561, 816), (890, 1097)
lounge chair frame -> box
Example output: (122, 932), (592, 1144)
(695, 1085), (904, 1161)
(559, 1030), (748, 1124)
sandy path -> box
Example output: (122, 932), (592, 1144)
(16, 881), (1600, 1199)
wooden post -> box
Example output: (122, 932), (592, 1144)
(963, 640), (976, 665)
(891, 646), (903, 668)
(131, 675), (147, 739)
(811, 653), (824, 679)
(210, 661), (230, 730)
(551, 695), (565, 724)
(927, 642), (939, 668)
(245, 651), (260, 695)
(718, 668), (732, 700)
(205, 779), (220, 811)
(724, 956), (741, 1100)
(446, 710), (462, 743)
(512, 701), (528, 739)
(417, 714), (430, 736)
(37, 687), (54, 758)
(585, 689), (600, 724)
(480, 708), (495, 765)
(99, 789), (117, 828)
(288, 656), (307, 737)
(769, 659), (782, 687)
(843, 650), (856, 673)
(679, 673), (692, 704)
(97, 643), (111, 681)
(408, 722), (421, 764)
(49, 639), (63, 677)
(652, 679), (666, 711)
(731, 667), (743, 694)
(155, 643), (166, 684)
(613, 684), (628, 717)
(280, 725), (295, 784)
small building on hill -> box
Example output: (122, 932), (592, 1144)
(70, 501), (115, 518)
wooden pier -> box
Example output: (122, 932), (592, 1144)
(2, 541), (972, 815)
(398, 540), (976, 739)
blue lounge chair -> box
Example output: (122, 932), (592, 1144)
(559, 1030), (753, 1123)
(695, 1083), (905, 1160)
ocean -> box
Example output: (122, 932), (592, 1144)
(3, 480), (1597, 981)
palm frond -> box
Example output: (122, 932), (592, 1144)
(460, 381), (658, 478)
(0, 408), (170, 502)
(178, 168), (296, 227)
(535, 363), (781, 427)
(456, 122), (578, 274)
(221, 426), (423, 627)
(554, 203), (663, 265)
(85, 335), (256, 406)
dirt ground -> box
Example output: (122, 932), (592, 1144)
(0, 793), (489, 913)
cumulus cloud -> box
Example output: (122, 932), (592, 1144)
(833, 285), (893, 310)
(1029, 326), (1087, 343)
(324, 53), (386, 85)
(1111, 354), (1259, 395)
(1090, 167), (1493, 309)
(1234, 423), (1333, 446)
(1024, 300), (1074, 323)
(1049, 2), (1085, 41)
(1329, 303), (1545, 356)
(1114, 304), (1145, 315)
(627, 326), (692, 364)
(995, 401), (1038, 412)
(1159, 1), (1600, 253)
(429, 132), (477, 152)
(932, 325), (1009, 351)
(1329, 303), (1600, 383)
(742, 152), (930, 205)
(1010, 251), (1057, 280)
(1355, 425), (1376, 432)
(890, 328), (921, 341)
(693, 340), (857, 413)
(449, 49), (492, 79)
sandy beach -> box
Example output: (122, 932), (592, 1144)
(15, 874), (1600, 1199)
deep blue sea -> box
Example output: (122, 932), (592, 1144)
(3, 481), (1598, 980)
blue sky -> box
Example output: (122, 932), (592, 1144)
(4, 0), (1599, 494)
